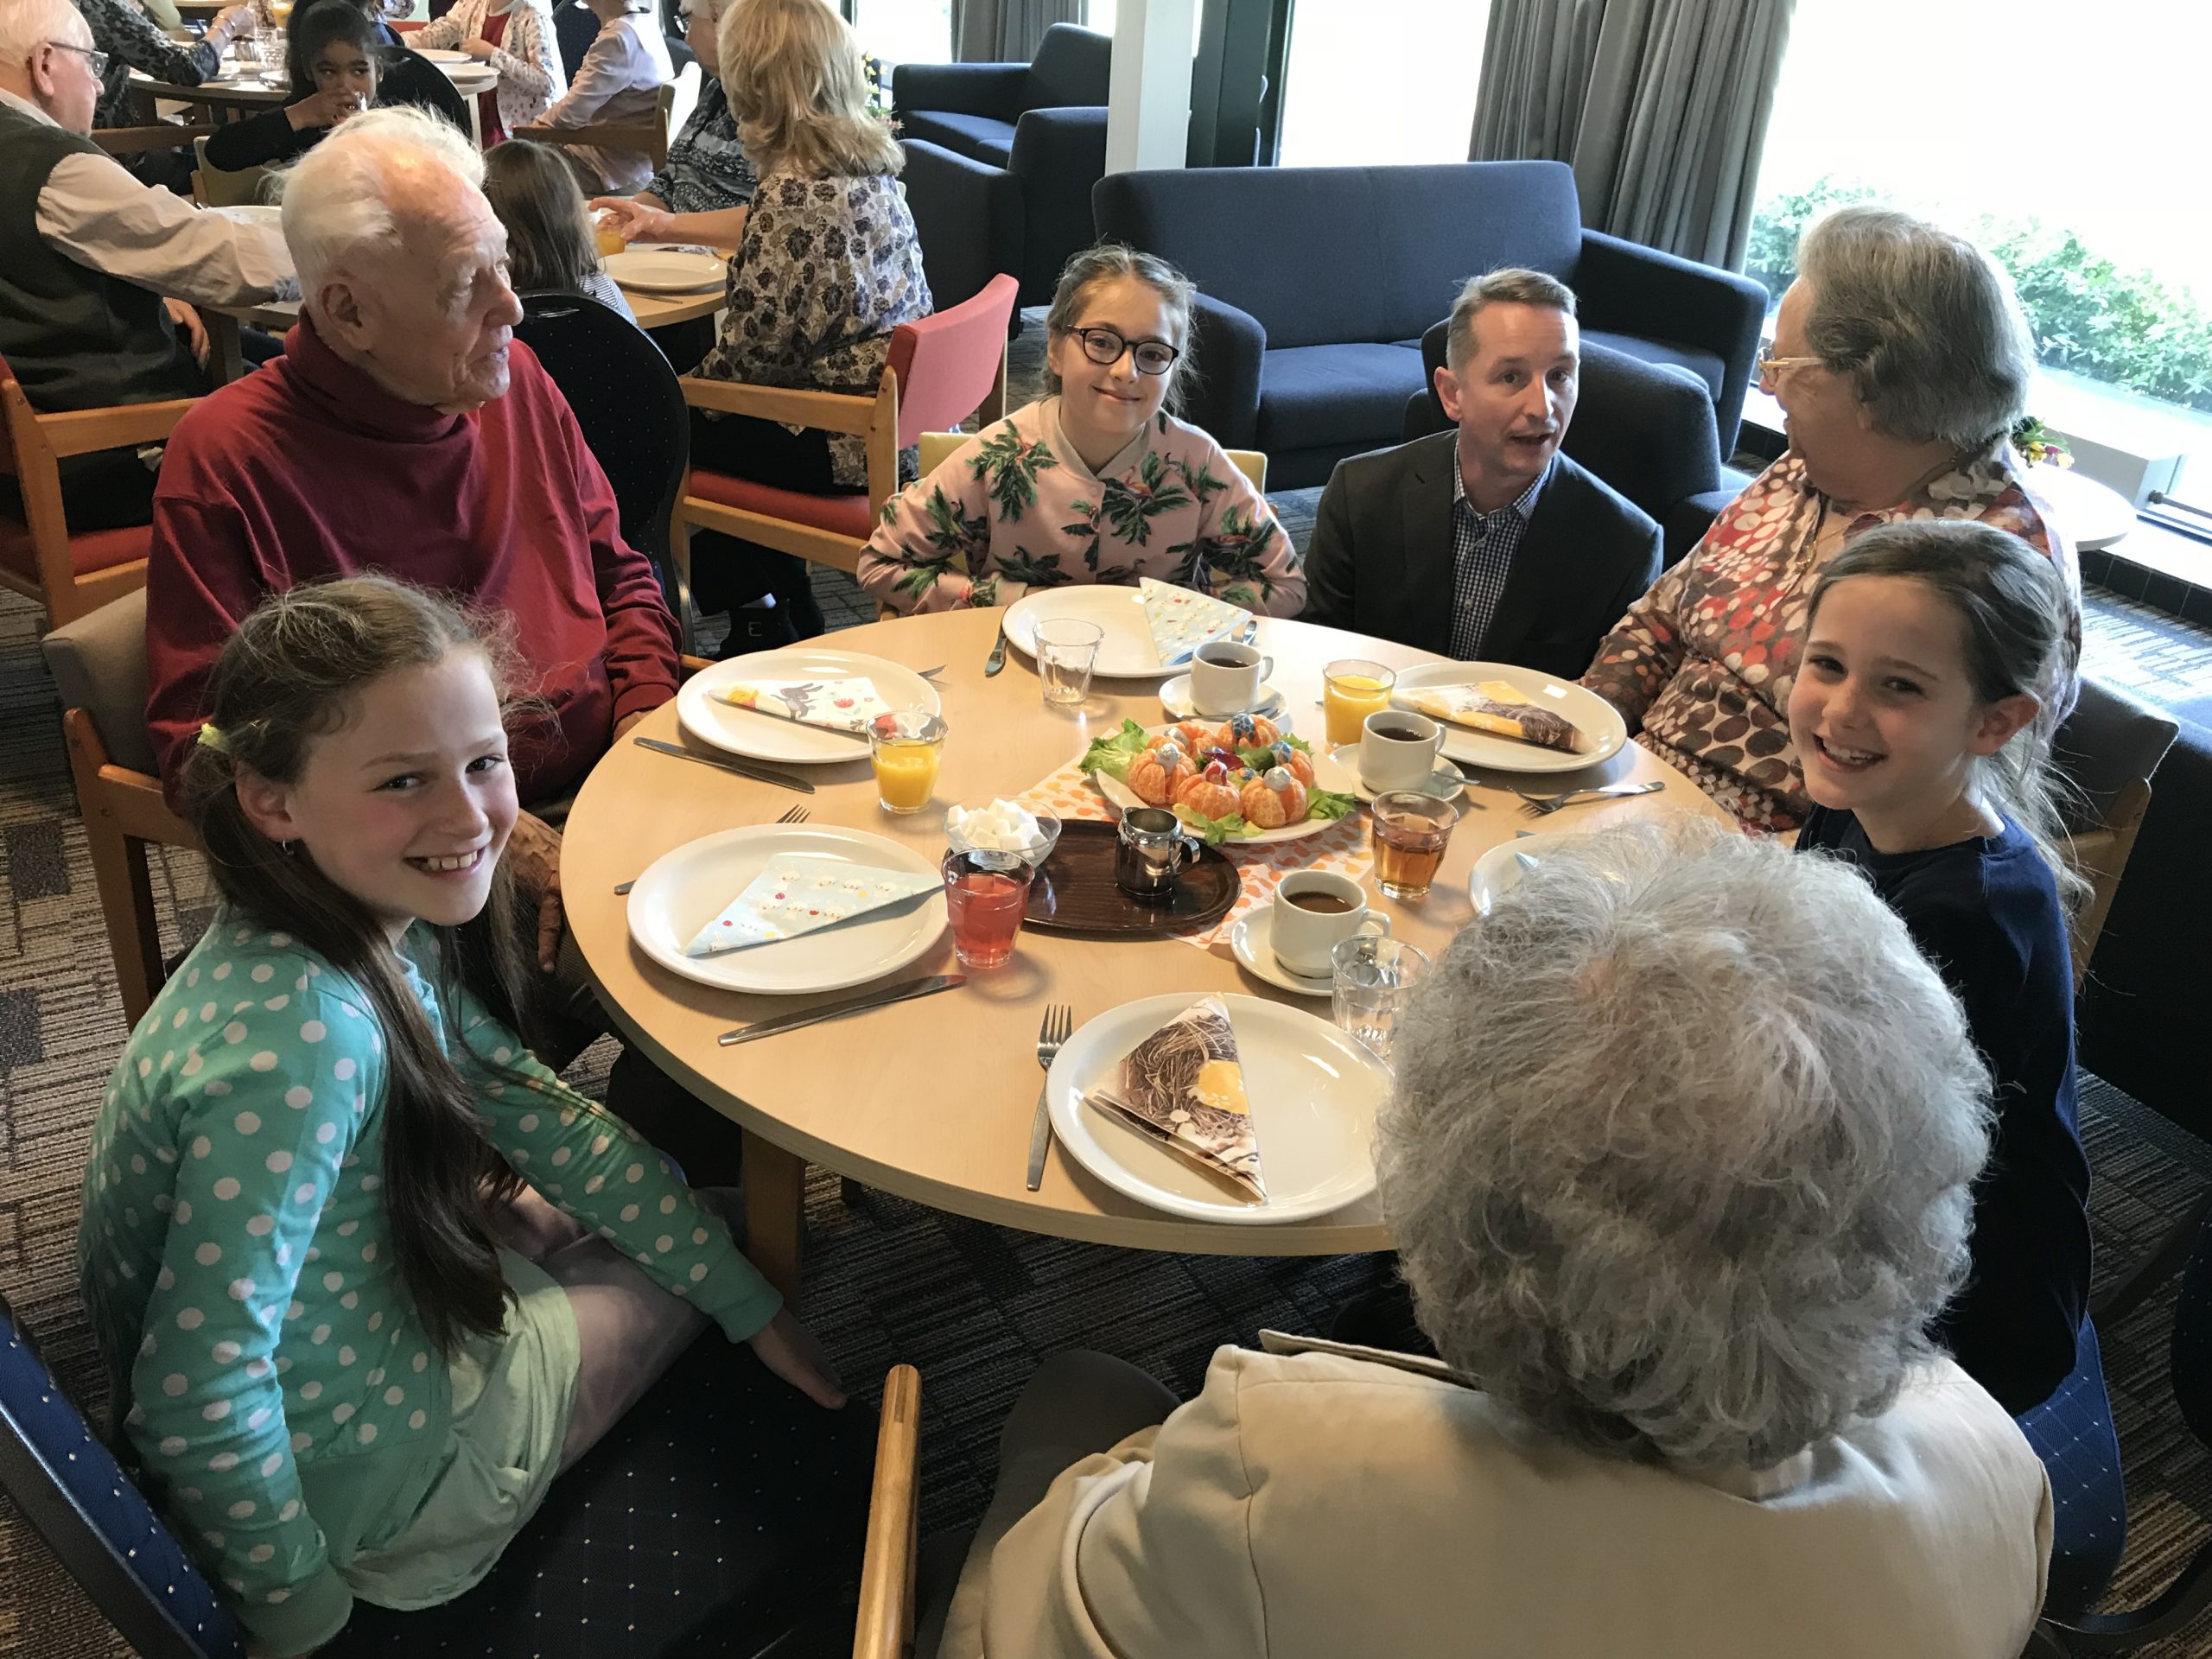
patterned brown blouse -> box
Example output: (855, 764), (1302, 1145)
(1581, 442), (2081, 834)
(695, 171), (932, 489)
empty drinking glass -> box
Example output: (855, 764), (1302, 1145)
(1332, 935), (1432, 1066)
(1033, 619), (1103, 706)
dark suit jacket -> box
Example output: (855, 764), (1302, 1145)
(1300, 433), (1662, 680)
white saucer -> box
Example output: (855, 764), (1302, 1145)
(1159, 676), (1288, 724)
(1228, 904), (1335, 997)
(1310, 743), (1465, 805)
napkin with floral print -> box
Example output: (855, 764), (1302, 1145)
(1139, 578), (1250, 667)
(684, 861), (940, 956)
(715, 677), (892, 734)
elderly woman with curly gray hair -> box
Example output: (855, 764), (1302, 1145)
(1583, 206), (2082, 836)
(922, 823), (2052, 1659)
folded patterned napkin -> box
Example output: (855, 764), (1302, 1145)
(715, 677), (890, 735)
(1139, 577), (1251, 667)
(684, 861), (939, 957)
(1399, 680), (1592, 754)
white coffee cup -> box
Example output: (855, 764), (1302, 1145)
(1360, 709), (1449, 793)
(1189, 640), (1274, 717)
(1273, 870), (1390, 979)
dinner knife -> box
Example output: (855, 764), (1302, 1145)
(983, 621), (1010, 677)
(632, 736), (815, 793)
(718, 974), (965, 1046)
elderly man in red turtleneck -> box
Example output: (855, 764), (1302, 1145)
(146, 104), (676, 970)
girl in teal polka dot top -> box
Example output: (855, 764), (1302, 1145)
(78, 577), (845, 1657)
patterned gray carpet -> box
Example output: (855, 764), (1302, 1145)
(8, 454), (2212, 1649)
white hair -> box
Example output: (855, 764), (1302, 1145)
(277, 105), (486, 298)
(1377, 818), (1994, 1470)
(0, 0), (92, 68)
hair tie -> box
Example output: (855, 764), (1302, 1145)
(196, 721), (232, 755)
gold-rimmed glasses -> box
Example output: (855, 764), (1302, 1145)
(1756, 353), (1822, 388)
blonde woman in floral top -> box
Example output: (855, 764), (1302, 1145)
(860, 245), (1302, 617)
(673, 0), (928, 640)
(1583, 207), (2079, 834)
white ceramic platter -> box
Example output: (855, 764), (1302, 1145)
(1387, 660), (1628, 775)
(603, 249), (728, 294)
(1002, 586), (1172, 678)
(1466, 830), (1580, 917)
(677, 649), (939, 765)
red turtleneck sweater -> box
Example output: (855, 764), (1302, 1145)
(146, 317), (679, 806)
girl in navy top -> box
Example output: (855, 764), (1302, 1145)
(1789, 518), (2088, 1417)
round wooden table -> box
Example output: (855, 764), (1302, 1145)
(563, 607), (1723, 1301)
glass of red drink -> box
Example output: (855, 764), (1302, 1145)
(940, 849), (1034, 969)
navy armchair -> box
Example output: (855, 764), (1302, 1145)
(1402, 320), (1751, 567)
(1092, 160), (1770, 489)
(902, 107), (1108, 312)
(892, 23), (1111, 167)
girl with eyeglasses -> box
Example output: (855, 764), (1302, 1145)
(860, 243), (1304, 618)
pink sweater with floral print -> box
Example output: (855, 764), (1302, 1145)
(856, 400), (1303, 616)
(1581, 442), (2080, 834)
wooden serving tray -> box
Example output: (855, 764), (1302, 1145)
(1023, 820), (1238, 935)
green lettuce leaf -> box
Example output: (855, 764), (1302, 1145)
(1078, 718), (1153, 783)
(1173, 804), (1248, 844)
(1306, 788), (1357, 822)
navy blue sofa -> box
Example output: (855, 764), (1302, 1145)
(893, 24), (1110, 166)
(1092, 160), (1770, 490)
(1401, 319), (1751, 567)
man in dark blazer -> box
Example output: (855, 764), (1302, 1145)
(1300, 269), (1661, 679)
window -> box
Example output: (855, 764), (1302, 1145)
(853, 0), (952, 72)
(1274, 0), (1488, 168)
(1745, 0), (2212, 524)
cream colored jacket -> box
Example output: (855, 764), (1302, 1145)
(951, 1333), (2053, 1659)
(413, 0), (564, 132)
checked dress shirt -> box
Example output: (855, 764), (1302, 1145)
(1446, 454), (1550, 659)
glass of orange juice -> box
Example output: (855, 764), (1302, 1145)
(270, 0), (293, 25)
(1324, 659), (1395, 747)
(869, 711), (944, 815)
(592, 211), (627, 260)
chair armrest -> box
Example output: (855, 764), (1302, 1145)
(90, 122), (213, 156)
(853, 1363), (921, 1659)
(513, 122), (662, 156)
(678, 653), (715, 679)
(1573, 230), (1770, 446)
(891, 61), (1027, 122)
(899, 138), (1024, 314)
(678, 377), (877, 436)
(39, 399), (200, 461)
(1185, 292), (1267, 451)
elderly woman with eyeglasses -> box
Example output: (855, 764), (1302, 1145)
(858, 243), (1303, 617)
(1582, 207), (2082, 834)
(925, 822), (2052, 1659)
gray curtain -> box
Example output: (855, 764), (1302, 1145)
(1469, 0), (1794, 270)
(950, 0), (1084, 62)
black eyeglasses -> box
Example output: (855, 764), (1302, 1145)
(1069, 326), (1179, 377)
(48, 40), (111, 77)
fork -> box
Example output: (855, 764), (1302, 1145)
(1026, 1003), (1072, 1191)
(613, 804), (809, 893)
(1514, 779), (1664, 817)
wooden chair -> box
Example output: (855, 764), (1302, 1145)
(0, 1281), (924, 1659)
(916, 429), (1268, 493)
(87, 119), (213, 159)
(0, 356), (191, 627)
(673, 272), (1018, 590)
(189, 135), (274, 207)
(514, 80), (679, 172)
(43, 589), (196, 1028)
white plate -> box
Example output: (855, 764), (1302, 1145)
(412, 46), (471, 62)
(1002, 586), (1178, 678)
(1158, 675), (1287, 725)
(1089, 725), (1348, 846)
(603, 249), (728, 294)
(1048, 993), (1387, 1224)
(1467, 831), (1578, 917)
(1389, 661), (1628, 775)
(626, 823), (945, 995)
(1227, 905), (1334, 998)
(1309, 742), (1464, 805)
(677, 649), (939, 765)
(209, 204), (281, 228)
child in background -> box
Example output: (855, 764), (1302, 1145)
(482, 139), (637, 319)
(78, 576), (839, 1656)
(532, 0), (673, 194)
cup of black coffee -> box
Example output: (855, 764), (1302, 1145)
(1272, 870), (1389, 978)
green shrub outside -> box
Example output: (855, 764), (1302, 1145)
(1743, 177), (2212, 416)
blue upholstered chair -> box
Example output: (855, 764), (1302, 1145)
(892, 24), (1110, 168)
(1, 1287), (924, 1658)
(1401, 316), (1751, 567)
(1092, 160), (1770, 489)
(901, 109), (1108, 315)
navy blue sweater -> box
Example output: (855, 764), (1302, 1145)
(1798, 805), (2090, 1414)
